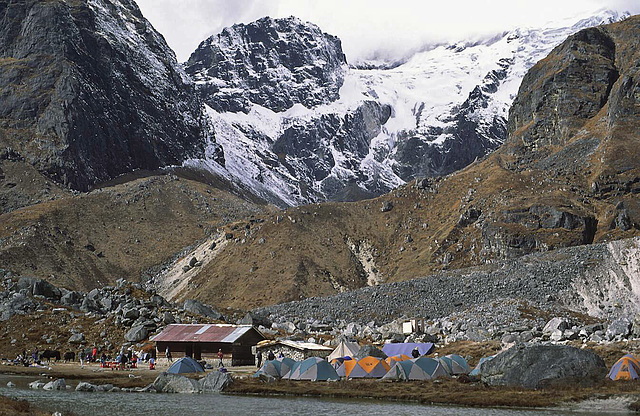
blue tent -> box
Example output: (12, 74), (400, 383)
(167, 356), (205, 374)
(382, 343), (434, 358)
(469, 355), (495, 377)
(284, 357), (339, 381)
(382, 357), (449, 381)
(254, 357), (296, 378)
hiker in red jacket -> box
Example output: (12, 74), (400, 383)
(217, 349), (224, 367)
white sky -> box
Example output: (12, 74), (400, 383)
(136, 0), (640, 63)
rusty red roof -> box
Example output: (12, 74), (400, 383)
(151, 324), (258, 343)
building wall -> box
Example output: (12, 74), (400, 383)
(155, 341), (254, 366)
(257, 345), (331, 362)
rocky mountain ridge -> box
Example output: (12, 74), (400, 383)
(0, 0), (222, 195)
(164, 14), (640, 310)
(184, 11), (628, 206)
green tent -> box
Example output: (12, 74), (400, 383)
(284, 357), (339, 381)
(167, 356), (205, 374)
(438, 354), (471, 375)
(254, 357), (296, 378)
(382, 357), (449, 381)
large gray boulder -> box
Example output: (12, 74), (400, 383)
(606, 317), (632, 340)
(124, 325), (148, 342)
(43, 379), (66, 391)
(75, 382), (97, 392)
(355, 345), (387, 360)
(481, 343), (606, 389)
(200, 371), (233, 392)
(152, 373), (201, 394)
(68, 333), (85, 344)
(542, 317), (570, 334)
(183, 299), (222, 320)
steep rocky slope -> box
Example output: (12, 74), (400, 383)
(184, 12), (626, 206)
(0, 171), (266, 291)
(164, 15), (640, 309)
(0, 0), (221, 194)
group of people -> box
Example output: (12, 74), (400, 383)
(256, 350), (285, 368)
(12, 348), (38, 367)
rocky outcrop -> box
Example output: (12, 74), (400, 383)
(183, 299), (222, 320)
(152, 373), (201, 394)
(199, 371), (233, 392)
(0, 0), (220, 191)
(185, 16), (346, 113)
(151, 371), (233, 394)
(481, 344), (607, 388)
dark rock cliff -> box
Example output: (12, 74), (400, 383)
(0, 0), (218, 191)
(185, 16), (346, 113)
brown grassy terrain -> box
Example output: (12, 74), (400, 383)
(0, 395), (53, 416)
(227, 377), (640, 409)
(0, 169), (269, 292)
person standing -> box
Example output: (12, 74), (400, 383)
(256, 352), (262, 369)
(411, 347), (420, 358)
(165, 346), (172, 363)
(217, 349), (224, 367)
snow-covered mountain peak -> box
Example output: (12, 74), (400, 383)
(184, 9), (629, 207)
(185, 16), (346, 114)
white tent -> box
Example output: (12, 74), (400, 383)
(328, 339), (360, 361)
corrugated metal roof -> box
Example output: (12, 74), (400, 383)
(151, 324), (255, 343)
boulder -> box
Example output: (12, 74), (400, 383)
(152, 373), (201, 394)
(29, 380), (46, 389)
(124, 325), (148, 342)
(543, 317), (570, 334)
(122, 308), (140, 320)
(75, 382), (97, 392)
(481, 343), (606, 389)
(355, 345), (387, 359)
(7, 382), (15, 388)
(183, 299), (222, 320)
(60, 291), (81, 307)
(43, 379), (66, 391)
(607, 317), (632, 340)
(199, 371), (233, 392)
(162, 312), (176, 325)
(68, 333), (85, 344)
(32, 279), (61, 300)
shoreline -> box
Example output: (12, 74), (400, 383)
(2, 363), (640, 412)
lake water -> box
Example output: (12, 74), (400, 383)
(0, 375), (631, 416)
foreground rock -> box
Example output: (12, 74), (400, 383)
(199, 371), (233, 392)
(153, 374), (201, 394)
(481, 344), (607, 388)
(152, 371), (233, 394)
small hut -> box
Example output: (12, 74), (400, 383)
(152, 324), (265, 366)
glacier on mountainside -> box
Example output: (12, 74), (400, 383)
(183, 10), (628, 207)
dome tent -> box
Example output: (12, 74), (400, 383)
(382, 357), (449, 381)
(337, 356), (390, 379)
(385, 354), (412, 367)
(608, 354), (640, 380)
(438, 354), (471, 375)
(328, 338), (360, 362)
(167, 356), (205, 374)
(255, 357), (297, 379)
(284, 357), (339, 381)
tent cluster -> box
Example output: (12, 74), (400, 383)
(254, 341), (472, 382)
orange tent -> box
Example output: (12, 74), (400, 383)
(337, 356), (390, 378)
(385, 354), (412, 366)
(609, 354), (640, 380)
